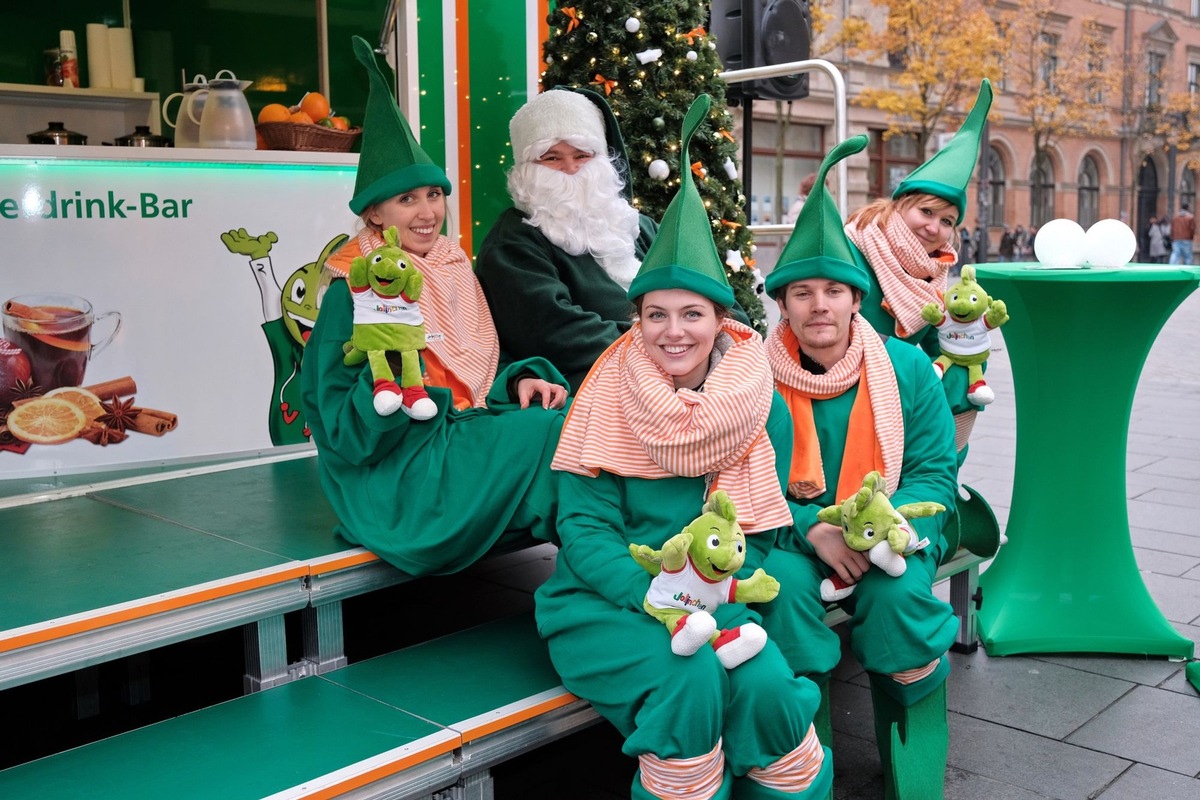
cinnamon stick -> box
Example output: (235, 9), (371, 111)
(84, 376), (137, 401)
(124, 406), (176, 435)
(3, 301), (55, 322)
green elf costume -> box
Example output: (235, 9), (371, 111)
(846, 80), (994, 463)
(535, 95), (832, 800)
(300, 36), (567, 576)
(474, 86), (658, 391)
(758, 136), (959, 799)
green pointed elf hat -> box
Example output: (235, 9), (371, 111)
(892, 79), (993, 224)
(626, 94), (734, 307)
(765, 134), (871, 298)
(349, 35), (451, 215)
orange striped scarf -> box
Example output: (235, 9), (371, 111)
(766, 315), (905, 500)
(552, 319), (792, 534)
(327, 230), (500, 409)
(845, 213), (954, 338)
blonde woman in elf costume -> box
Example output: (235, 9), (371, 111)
(300, 37), (568, 576)
(535, 96), (832, 800)
(845, 80), (993, 463)
(757, 136), (960, 799)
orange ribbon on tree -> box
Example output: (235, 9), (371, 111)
(561, 7), (580, 32)
(592, 73), (617, 95)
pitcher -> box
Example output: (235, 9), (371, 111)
(188, 69), (256, 150)
(162, 74), (207, 148)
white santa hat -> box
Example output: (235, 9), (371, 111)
(509, 89), (607, 164)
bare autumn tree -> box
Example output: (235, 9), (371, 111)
(999, 0), (1121, 157)
(837, 0), (1001, 154)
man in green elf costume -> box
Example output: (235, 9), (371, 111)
(757, 135), (960, 799)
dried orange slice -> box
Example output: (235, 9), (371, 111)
(44, 387), (105, 421)
(6, 398), (87, 444)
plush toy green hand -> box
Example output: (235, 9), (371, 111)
(735, 568), (780, 603)
(985, 298), (1009, 328)
(921, 301), (944, 326)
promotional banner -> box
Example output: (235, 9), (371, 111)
(0, 151), (360, 479)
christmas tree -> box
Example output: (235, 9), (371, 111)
(541, 2), (766, 332)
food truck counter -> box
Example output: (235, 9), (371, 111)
(0, 143), (361, 481)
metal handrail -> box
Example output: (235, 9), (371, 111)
(718, 59), (849, 224)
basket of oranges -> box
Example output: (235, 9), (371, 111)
(256, 92), (361, 152)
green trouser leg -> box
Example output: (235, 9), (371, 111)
(810, 677), (834, 800)
(732, 747), (833, 800)
(868, 665), (949, 800)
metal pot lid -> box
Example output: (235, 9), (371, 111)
(27, 121), (87, 144)
(114, 125), (172, 146)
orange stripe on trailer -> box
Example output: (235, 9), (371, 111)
(458, 689), (580, 741)
(456, 0), (473, 256)
(0, 564), (309, 653)
(293, 736), (462, 800)
(538, 0), (550, 91)
(308, 549), (381, 575)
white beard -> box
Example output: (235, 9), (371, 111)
(507, 157), (642, 289)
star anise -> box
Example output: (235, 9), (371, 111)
(11, 378), (42, 401)
(81, 424), (128, 446)
(97, 396), (140, 433)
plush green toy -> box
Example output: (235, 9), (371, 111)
(920, 265), (1009, 406)
(630, 490), (780, 669)
(816, 472), (945, 602)
(343, 225), (437, 419)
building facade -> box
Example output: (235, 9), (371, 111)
(742, 0), (1200, 262)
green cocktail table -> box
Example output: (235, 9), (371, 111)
(974, 262), (1199, 659)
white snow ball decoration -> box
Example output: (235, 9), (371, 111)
(686, 51), (699, 61)
(648, 159), (670, 180)
(722, 157), (738, 180)
(1033, 218), (1088, 267)
(1083, 219), (1138, 268)
(625, 17), (641, 33)
(636, 48), (663, 65)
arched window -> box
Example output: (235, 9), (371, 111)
(986, 146), (1005, 227)
(1077, 157), (1100, 229)
(1031, 152), (1055, 226)
(1181, 168), (1196, 211)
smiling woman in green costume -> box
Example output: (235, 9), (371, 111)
(535, 95), (832, 800)
(844, 80), (994, 462)
(300, 37), (567, 576)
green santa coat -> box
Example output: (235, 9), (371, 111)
(759, 336), (960, 684)
(535, 395), (824, 784)
(301, 278), (566, 576)
(475, 209), (657, 390)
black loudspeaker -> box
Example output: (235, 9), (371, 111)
(711, 0), (812, 101)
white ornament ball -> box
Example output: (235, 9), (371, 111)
(687, 51), (699, 62)
(648, 159), (670, 180)
(1033, 218), (1088, 267)
(1083, 219), (1138, 268)
(625, 17), (641, 33)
